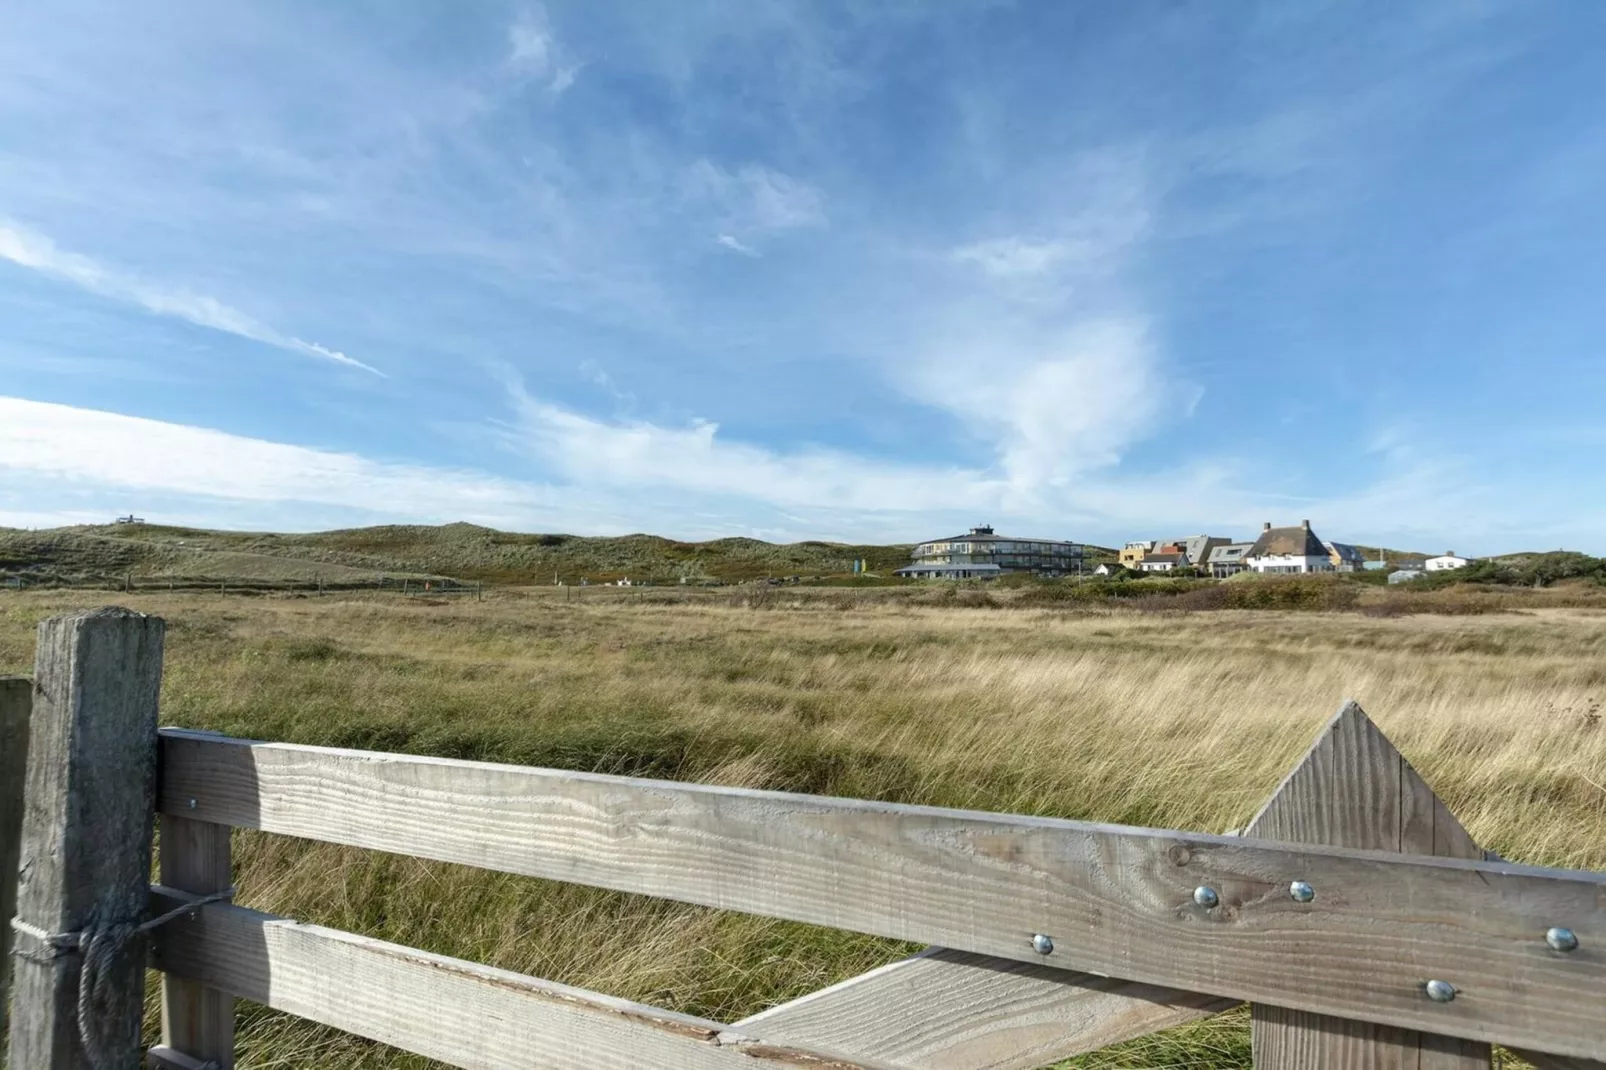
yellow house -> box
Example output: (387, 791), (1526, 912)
(1118, 540), (1155, 568)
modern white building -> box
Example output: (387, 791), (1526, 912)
(1243, 521), (1336, 574)
(1425, 552), (1471, 572)
(896, 526), (1082, 579)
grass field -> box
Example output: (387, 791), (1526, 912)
(3, 588), (1603, 1068)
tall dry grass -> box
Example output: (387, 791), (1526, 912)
(1, 589), (1602, 1068)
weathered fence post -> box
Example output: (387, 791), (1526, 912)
(7, 607), (165, 1069)
(154, 814), (235, 1067)
(2, 676), (32, 1033)
(1246, 701), (1491, 1068)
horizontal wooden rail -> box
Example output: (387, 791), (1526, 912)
(147, 888), (871, 1069)
(735, 948), (1239, 1069)
(157, 730), (1606, 1060)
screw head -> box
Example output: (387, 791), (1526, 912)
(1031, 933), (1055, 955)
(1289, 880), (1315, 903)
(187, 798), (197, 809)
(1424, 979), (1457, 1003)
(1193, 885), (1220, 908)
(1545, 927), (1579, 952)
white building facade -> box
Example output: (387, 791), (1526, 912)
(1425, 552), (1471, 571)
(1243, 521), (1337, 575)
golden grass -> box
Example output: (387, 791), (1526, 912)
(2, 588), (1602, 1068)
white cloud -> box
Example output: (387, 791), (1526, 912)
(508, 7), (582, 95)
(911, 319), (1166, 495)
(0, 396), (536, 523)
(510, 388), (1005, 515)
(0, 222), (380, 374)
(717, 234), (759, 256)
(688, 161), (826, 250)
(951, 237), (1065, 277)
(0, 394), (1573, 553)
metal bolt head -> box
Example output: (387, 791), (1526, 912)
(1289, 880), (1315, 903)
(1031, 933), (1055, 955)
(1193, 885), (1220, 908)
(1424, 979), (1457, 1003)
(187, 798), (197, 810)
(1546, 927), (1579, 952)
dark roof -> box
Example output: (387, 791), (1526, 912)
(1247, 524), (1327, 558)
(920, 532), (1073, 546)
(1143, 553), (1185, 565)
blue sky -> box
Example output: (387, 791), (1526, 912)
(3, 1), (1604, 553)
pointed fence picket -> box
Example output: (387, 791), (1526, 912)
(3, 609), (1603, 1070)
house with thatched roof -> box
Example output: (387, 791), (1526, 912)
(1243, 520), (1336, 574)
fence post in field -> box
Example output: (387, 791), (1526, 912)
(1, 676), (32, 1033)
(1245, 701), (1491, 1068)
(6, 607), (165, 1069)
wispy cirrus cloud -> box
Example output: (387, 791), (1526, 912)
(688, 161), (825, 251)
(0, 222), (380, 374)
(509, 6), (583, 95)
(951, 237), (1065, 277)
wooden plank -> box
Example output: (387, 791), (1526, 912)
(735, 947), (1238, 1070)
(147, 1045), (217, 1070)
(157, 730), (1606, 1059)
(8, 608), (165, 1070)
(147, 889), (880, 1070)
(158, 815), (234, 1068)
(1, 677), (31, 1036)
(1247, 700), (1492, 1068)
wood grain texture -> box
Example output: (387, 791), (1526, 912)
(8, 608), (165, 1070)
(735, 947), (1238, 1069)
(158, 815), (234, 1068)
(157, 729), (1606, 1059)
(1, 676), (30, 1036)
(148, 889), (878, 1070)
(1247, 701), (1491, 1069)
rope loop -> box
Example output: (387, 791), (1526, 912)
(9, 885), (236, 1069)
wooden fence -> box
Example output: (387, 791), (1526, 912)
(0, 574), (485, 598)
(2, 607), (1602, 1069)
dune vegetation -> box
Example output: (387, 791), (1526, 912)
(2, 587), (1602, 1068)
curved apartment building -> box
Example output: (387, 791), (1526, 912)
(895, 525), (1083, 579)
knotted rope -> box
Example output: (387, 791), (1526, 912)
(10, 886), (236, 1070)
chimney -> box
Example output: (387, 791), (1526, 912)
(1446, 551), (1454, 558)
(1263, 521), (1272, 532)
(1301, 519), (1310, 530)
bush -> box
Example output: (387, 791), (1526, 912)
(1417, 552), (1606, 590)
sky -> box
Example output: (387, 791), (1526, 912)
(3, 1), (1604, 553)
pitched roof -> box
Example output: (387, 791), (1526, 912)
(1325, 541), (1368, 562)
(1207, 543), (1253, 562)
(1142, 553), (1185, 565)
(1247, 524), (1327, 558)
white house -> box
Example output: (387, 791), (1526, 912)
(1243, 521), (1336, 575)
(1139, 553), (1185, 573)
(1092, 562), (1124, 577)
(1425, 552), (1471, 572)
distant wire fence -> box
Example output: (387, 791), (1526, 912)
(0, 573), (485, 599)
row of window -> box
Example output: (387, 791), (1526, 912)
(918, 542), (1080, 557)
